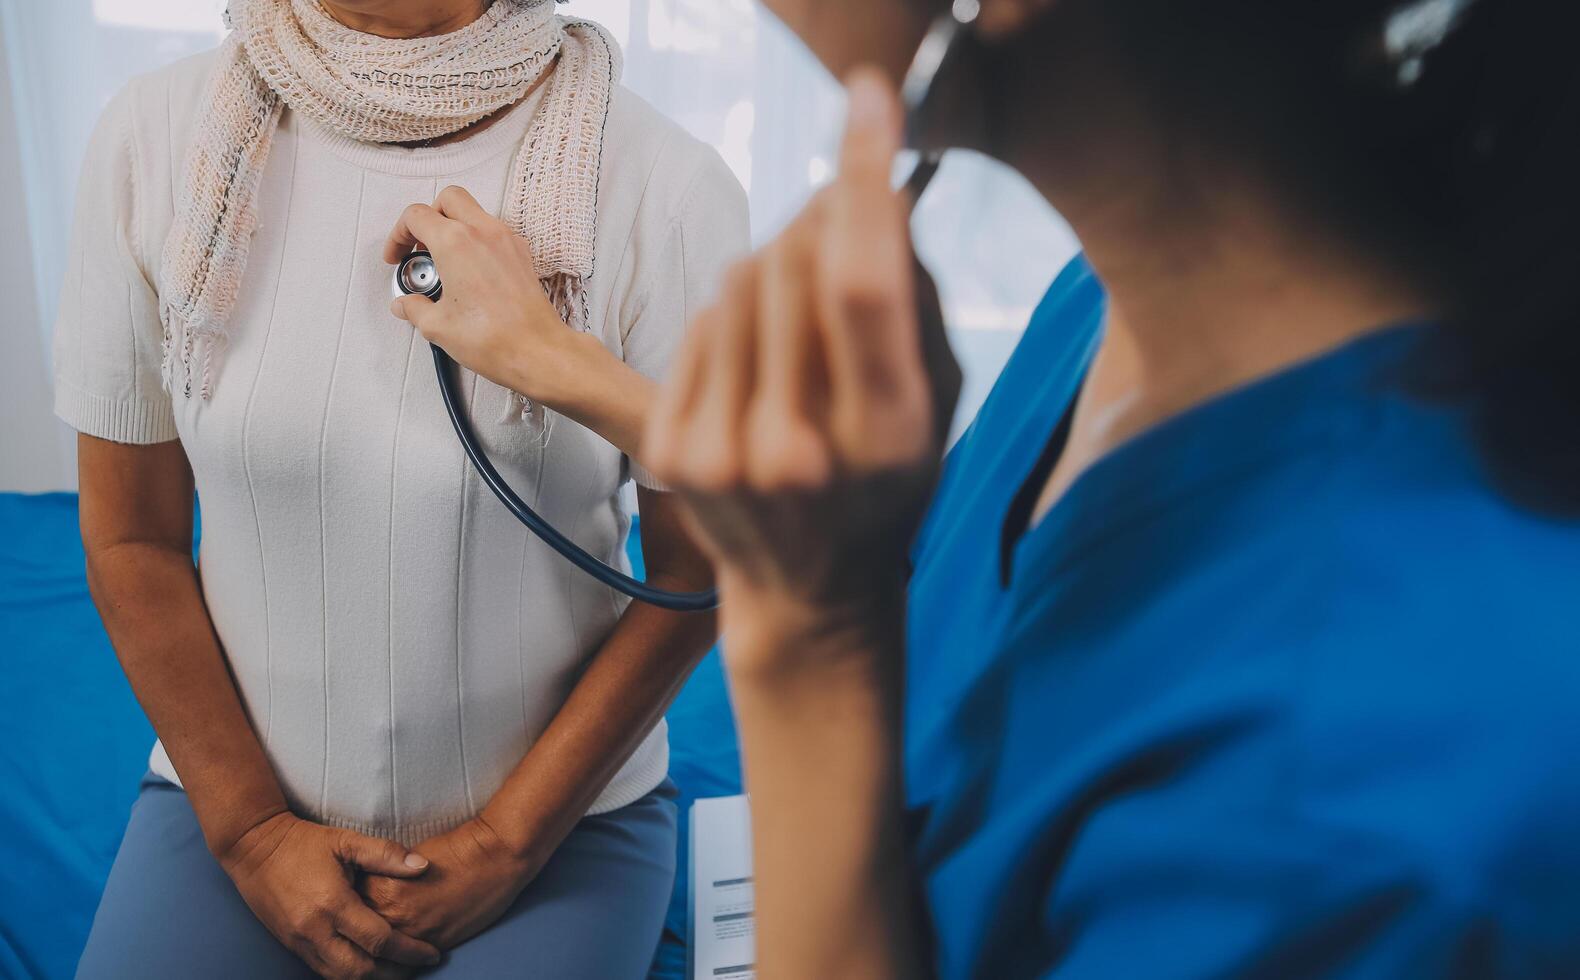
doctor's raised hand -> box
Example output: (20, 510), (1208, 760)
(642, 70), (957, 979)
(384, 186), (655, 457)
(644, 71), (959, 669)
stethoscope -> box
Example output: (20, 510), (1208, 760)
(393, 253), (720, 612)
(393, 3), (974, 612)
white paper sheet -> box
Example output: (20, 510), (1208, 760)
(689, 795), (756, 980)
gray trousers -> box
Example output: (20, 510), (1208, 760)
(76, 775), (677, 979)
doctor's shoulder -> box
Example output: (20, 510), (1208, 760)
(1273, 392), (1580, 932)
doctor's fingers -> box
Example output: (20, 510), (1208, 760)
(432, 184), (492, 226)
(644, 269), (744, 490)
(819, 70), (930, 468)
(382, 203), (465, 266)
(388, 292), (450, 346)
(746, 215), (834, 492)
(435, 184), (534, 263)
(672, 262), (760, 493)
(643, 313), (711, 489)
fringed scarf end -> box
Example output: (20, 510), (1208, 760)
(160, 307), (225, 401)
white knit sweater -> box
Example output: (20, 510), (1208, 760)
(54, 50), (748, 845)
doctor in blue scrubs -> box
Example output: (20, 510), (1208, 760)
(643, 0), (1580, 974)
(446, 0), (1580, 975)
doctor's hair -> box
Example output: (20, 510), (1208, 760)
(1109, 0), (1580, 513)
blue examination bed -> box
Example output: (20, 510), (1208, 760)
(0, 492), (739, 979)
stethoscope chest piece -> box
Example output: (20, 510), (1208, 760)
(394, 250), (443, 301)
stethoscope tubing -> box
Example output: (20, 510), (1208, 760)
(431, 343), (721, 612)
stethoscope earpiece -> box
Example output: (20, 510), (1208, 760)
(899, 1), (980, 204)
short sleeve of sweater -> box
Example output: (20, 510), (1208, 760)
(53, 85), (178, 445)
(620, 145), (749, 489)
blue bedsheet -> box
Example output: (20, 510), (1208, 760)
(0, 492), (739, 979)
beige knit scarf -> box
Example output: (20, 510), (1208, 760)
(161, 0), (619, 421)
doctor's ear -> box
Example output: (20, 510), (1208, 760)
(971, 0), (1060, 39)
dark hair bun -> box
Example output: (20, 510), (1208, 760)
(1416, 0), (1580, 510)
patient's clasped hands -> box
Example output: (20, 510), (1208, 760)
(221, 811), (440, 979)
(224, 809), (542, 978)
(359, 816), (540, 954)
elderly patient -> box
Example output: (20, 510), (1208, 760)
(60, 1), (744, 977)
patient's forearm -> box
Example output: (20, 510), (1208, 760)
(479, 490), (716, 866)
(87, 543), (288, 858)
(79, 436), (287, 861)
(480, 583), (714, 859)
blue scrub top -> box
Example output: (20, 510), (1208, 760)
(905, 256), (1580, 977)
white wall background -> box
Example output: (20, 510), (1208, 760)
(0, 32), (62, 493)
(0, 0), (1076, 494)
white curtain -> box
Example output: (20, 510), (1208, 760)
(0, 0), (1077, 491)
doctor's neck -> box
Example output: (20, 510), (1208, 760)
(974, 3), (1443, 519)
(318, 0), (489, 38)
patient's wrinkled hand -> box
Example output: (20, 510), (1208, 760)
(221, 812), (440, 980)
(359, 817), (537, 952)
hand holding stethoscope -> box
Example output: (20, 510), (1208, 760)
(381, 8), (971, 616)
(383, 184), (723, 611)
(641, 69), (962, 656)
(383, 186), (599, 420)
